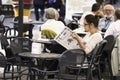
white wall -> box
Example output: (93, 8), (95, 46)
(65, 0), (96, 20)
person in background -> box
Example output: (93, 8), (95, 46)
(41, 7), (66, 53)
(41, 7), (65, 36)
(109, 0), (118, 4)
(72, 14), (103, 54)
(104, 8), (120, 37)
(12, 0), (33, 37)
(33, 0), (46, 21)
(46, 0), (62, 9)
(98, 4), (114, 32)
(80, 3), (104, 26)
(12, 0), (33, 18)
(46, 0), (66, 24)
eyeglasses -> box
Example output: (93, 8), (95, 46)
(104, 9), (113, 12)
(84, 23), (89, 26)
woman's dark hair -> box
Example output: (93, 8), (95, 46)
(115, 8), (120, 19)
(85, 14), (99, 28)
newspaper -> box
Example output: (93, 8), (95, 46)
(54, 27), (80, 49)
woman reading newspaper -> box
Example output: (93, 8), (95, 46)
(72, 14), (103, 54)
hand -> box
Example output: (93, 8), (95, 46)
(71, 32), (80, 40)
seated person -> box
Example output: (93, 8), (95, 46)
(104, 8), (120, 37)
(41, 7), (66, 53)
(72, 14), (103, 54)
(80, 3), (104, 26)
(98, 4), (114, 32)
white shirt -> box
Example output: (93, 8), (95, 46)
(82, 32), (103, 54)
(41, 19), (65, 35)
(104, 20), (120, 37)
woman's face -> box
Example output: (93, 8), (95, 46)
(83, 19), (90, 32)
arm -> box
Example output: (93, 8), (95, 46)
(72, 32), (86, 49)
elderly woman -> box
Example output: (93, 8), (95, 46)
(72, 14), (103, 54)
(41, 8), (65, 38)
(41, 7), (66, 53)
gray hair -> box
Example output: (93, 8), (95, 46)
(45, 8), (59, 20)
(104, 4), (115, 11)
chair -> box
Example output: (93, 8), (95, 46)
(1, 36), (33, 79)
(10, 37), (32, 62)
(4, 27), (18, 43)
(86, 40), (107, 80)
(0, 52), (21, 80)
(0, 33), (13, 59)
(101, 35), (116, 80)
(8, 37), (35, 80)
(0, 15), (5, 33)
(0, 34), (31, 78)
(13, 16), (33, 37)
(58, 49), (86, 80)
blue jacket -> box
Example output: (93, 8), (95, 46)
(33, 0), (45, 5)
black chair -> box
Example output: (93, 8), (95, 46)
(4, 27), (18, 42)
(13, 16), (34, 38)
(0, 34), (31, 79)
(101, 35), (116, 80)
(58, 49), (86, 80)
(86, 40), (107, 80)
(10, 37), (34, 79)
(0, 52), (21, 80)
(10, 37), (32, 65)
(0, 15), (5, 33)
(0, 33), (13, 59)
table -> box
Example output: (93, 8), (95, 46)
(18, 52), (61, 59)
(11, 21), (44, 38)
(32, 39), (57, 44)
(18, 52), (61, 80)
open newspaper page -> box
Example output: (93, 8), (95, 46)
(54, 27), (80, 49)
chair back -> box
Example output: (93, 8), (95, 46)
(13, 17), (19, 30)
(0, 15), (5, 33)
(10, 37), (32, 55)
(59, 49), (86, 79)
(87, 40), (107, 80)
(89, 40), (107, 66)
(0, 52), (7, 68)
(0, 15), (5, 23)
(103, 35), (116, 58)
(4, 28), (18, 43)
(0, 34), (9, 49)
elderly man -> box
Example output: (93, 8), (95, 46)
(104, 8), (120, 37)
(98, 4), (115, 32)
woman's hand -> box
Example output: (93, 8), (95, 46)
(71, 32), (81, 40)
